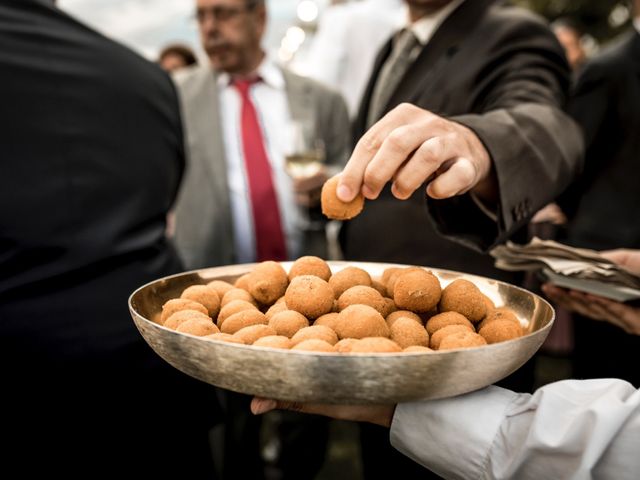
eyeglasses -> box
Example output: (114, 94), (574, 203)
(195, 4), (253, 23)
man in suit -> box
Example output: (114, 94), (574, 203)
(171, 1), (350, 478)
(173, 0), (350, 270)
(336, 0), (583, 477)
(0, 0), (218, 478)
(342, 0), (582, 276)
(554, 1), (640, 387)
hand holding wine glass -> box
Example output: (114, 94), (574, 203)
(284, 121), (328, 211)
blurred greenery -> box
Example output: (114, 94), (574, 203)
(513, 0), (633, 42)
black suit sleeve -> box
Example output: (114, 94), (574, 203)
(427, 14), (584, 252)
(556, 61), (612, 219)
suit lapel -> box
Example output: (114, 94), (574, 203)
(354, 39), (393, 137)
(187, 67), (230, 200)
(282, 68), (315, 135)
(384, 0), (496, 110)
(185, 66), (235, 263)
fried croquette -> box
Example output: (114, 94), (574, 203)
(291, 325), (339, 346)
(234, 273), (251, 290)
(265, 301), (289, 320)
(164, 309), (210, 330)
(248, 261), (289, 306)
(285, 275), (334, 319)
(321, 175), (364, 220)
(253, 335), (293, 349)
(350, 337), (402, 353)
(334, 304), (390, 339)
(203, 332), (246, 344)
(220, 309), (268, 335)
(313, 312), (340, 330)
(337, 285), (386, 315)
(217, 299), (258, 328)
(481, 293), (496, 312)
(425, 311), (474, 336)
(334, 338), (360, 353)
(380, 297), (397, 318)
(403, 346), (434, 353)
(176, 318), (220, 336)
(180, 285), (220, 318)
(328, 266), (372, 298)
(386, 310), (422, 327)
(438, 331), (487, 350)
(478, 319), (524, 344)
(381, 267), (402, 293)
(386, 267), (425, 297)
(288, 256), (332, 282)
(430, 324), (474, 350)
(393, 269), (442, 313)
(206, 280), (235, 299)
(439, 279), (487, 323)
(221, 288), (256, 308)
(389, 317), (430, 349)
(234, 324), (278, 344)
(292, 339), (336, 352)
(371, 279), (388, 297)
(269, 310), (310, 338)
(477, 307), (520, 331)
(160, 298), (209, 324)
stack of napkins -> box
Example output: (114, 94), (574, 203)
(490, 238), (640, 302)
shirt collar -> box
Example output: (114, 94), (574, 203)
(634, 17), (640, 35)
(403, 0), (465, 45)
(216, 55), (285, 90)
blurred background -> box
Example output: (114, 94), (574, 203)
(60, 0), (635, 70)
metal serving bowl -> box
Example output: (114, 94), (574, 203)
(129, 261), (554, 404)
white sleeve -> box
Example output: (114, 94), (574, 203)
(390, 379), (640, 480)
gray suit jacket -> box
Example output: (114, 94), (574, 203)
(172, 65), (350, 269)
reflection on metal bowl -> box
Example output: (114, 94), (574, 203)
(128, 261), (554, 404)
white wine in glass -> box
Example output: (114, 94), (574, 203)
(285, 148), (325, 179)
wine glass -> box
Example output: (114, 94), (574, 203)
(284, 121), (325, 179)
(284, 121), (327, 230)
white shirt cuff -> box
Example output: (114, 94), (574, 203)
(390, 386), (518, 479)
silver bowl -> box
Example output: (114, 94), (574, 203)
(129, 261), (554, 404)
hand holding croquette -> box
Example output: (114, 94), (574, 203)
(331, 104), (494, 204)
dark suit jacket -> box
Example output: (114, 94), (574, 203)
(342, 0), (583, 280)
(558, 31), (640, 387)
(0, 1), (216, 476)
(560, 30), (640, 250)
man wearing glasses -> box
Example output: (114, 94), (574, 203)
(171, 1), (351, 478)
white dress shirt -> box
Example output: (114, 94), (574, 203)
(634, 17), (640, 34)
(218, 58), (302, 263)
(407, 0), (466, 47)
(390, 379), (640, 479)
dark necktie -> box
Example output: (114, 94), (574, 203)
(367, 29), (420, 127)
(233, 78), (287, 261)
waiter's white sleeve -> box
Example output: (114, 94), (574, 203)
(390, 379), (640, 479)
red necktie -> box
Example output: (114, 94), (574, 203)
(233, 78), (287, 261)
